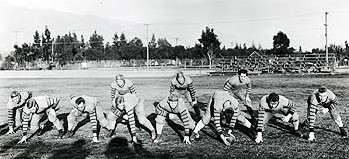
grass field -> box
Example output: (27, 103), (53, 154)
(0, 71), (349, 159)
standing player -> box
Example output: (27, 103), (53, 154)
(223, 69), (255, 123)
(302, 86), (347, 141)
(6, 91), (32, 134)
(106, 94), (156, 144)
(153, 94), (196, 145)
(255, 93), (302, 143)
(66, 95), (109, 142)
(169, 71), (197, 106)
(191, 91), (253, 145)
(18, 95), (63, 143)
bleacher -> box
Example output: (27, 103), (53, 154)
(217, 51), (336, 74)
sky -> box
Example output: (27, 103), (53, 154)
(2, 0), (349, 54)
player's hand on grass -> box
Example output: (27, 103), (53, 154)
(255, 132), (263, 143)
(245, 96), (252, 106)
(183, 136), (191, 145)
(322, 108), (329, 114)
(92, 136), (100, 143)
(192, 100), (197, 106)
(282, 114), (292, 122)
(18, 136), (27, 144)
(6, 127), (15, 134)
(227, 129), (234, 137)
(220, 134), (231, 146)
(152, 134), (162, 144)
(132, 136), (141, 145)
(308, 132), (315, 141)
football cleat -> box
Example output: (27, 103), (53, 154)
(339, 127), (347, 136)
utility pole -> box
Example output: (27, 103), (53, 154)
(145, 23), (149, 68)
(13, 30), (20, 45)
(325, 12), (329, 68)
(175, 38), (179, 46)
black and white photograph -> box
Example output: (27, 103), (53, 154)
(1, 0), (349, 158)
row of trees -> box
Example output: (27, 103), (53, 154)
(3, 26), (349, 69)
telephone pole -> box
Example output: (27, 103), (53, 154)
(13, 30), (20, 45)
(145, 23), (149, 68)
(325, 12), (329, 68)
(175, 38), (179, 46)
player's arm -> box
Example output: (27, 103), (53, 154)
(7, 100), (16, 134)
(255, 102), (266, 143)
(223, 79), (232, 91)
(128, 81), (136, 94)
(169, 81), (175, 94)
(179, 108), (192, 145)
(212, 108), (230, 145)
(18, 108), (32, 144)
(187, 81), (197, 103)
(110, 84), (118, 102)
(48, 97), (60, 109)
(89, 107), (100, 142)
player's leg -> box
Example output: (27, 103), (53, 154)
(46, 108), (64, 138)
(329, 106), (347, 136)
(153, 115), (166, 143)
(95, 101), (109, 129)
(234, 90), (255, 122)
(134, 99), (156, 140)
(67, 108), (81, 133)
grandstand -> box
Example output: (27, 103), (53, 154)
(214, 51), (337, 75)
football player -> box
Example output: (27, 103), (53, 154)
(255, 93), (302, 143)
(106, 93), (156, 144)
(302, 86), (347, 141)
(169, 71), (196, 106)
(191, 91), (253, 145)
(66, 95), (109, 142)
(223, 69), (255, 123)
(18, 95), (63, 143)
(153, 94), (196, 145)
(6, 91), (32, 134)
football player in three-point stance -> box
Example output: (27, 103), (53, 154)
(18, 95), (63, 143)
(191, 91), (253, 145)
(223, 69), (255, 123)
(255, 93), (302, 143)
(66, 95), (109, 142)
(153, 94), (196, 145)
(106, 93), (156, 144)
(6, 91), (32, 134)
(302, 86), (347, 141)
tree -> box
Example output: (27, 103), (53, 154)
(86, 31), (105, 60)
(273, 31), (290, 55)
(32, 30), (41, 61)
(149, 34), (157, 49)
(198, 26), (221, 69)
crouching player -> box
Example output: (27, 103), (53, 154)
(303, 86), (347, 141)
(7, 91), (32, 134)
(106, 94), (156, 144)
(169, 71), (197, 106)
(223, 69), (255, 123)
(18, 95), (63, 143)
(191, 91), (253, 145)
(67, 95), (109, 142)
(255, 93), (302, 143)
(153, 94), (196, 145)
